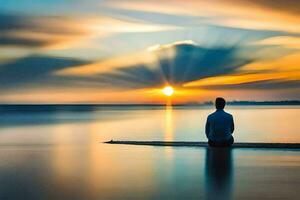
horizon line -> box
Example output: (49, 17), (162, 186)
(0, 100), (300, 106)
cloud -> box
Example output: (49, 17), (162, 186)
(105, 0), (300, 34)
(106, 0), (300, 16)
(57, 42), (254, 89)
(0, 55), (89, 89)
(55, 41), (300, 91)
(199, 79), (300, 90)
(253, 36), (300, 49)
(182, 49), (300, 91)
(0, 13), (91, 49)
(0, 41), (298, 102)
(183, 71), (300, 90)
(239, 0), (300, 15)
(0, 12), (174, 51)
(0, 34), (57, 48)
(147, 40), (197, 51)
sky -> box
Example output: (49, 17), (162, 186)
(0, 0), (299, 103)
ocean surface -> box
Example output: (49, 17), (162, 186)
(0, 105), (299, 200)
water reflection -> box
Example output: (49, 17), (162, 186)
(164, 103), (175, 178)
(1, 106), (300, 199)
(165, 104), (173, 141)
(205, 147), (233, 200)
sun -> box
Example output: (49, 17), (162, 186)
(162, 86), (174, 96)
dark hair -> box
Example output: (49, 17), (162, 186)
(215, 97), (226, 110)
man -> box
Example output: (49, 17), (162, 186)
(205, 97), (234, 147)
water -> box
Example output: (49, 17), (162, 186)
(0, 105), (299, 199)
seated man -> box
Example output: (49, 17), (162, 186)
(205, 97), (234, 147)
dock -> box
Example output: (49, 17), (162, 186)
(104, 140), (300, 150)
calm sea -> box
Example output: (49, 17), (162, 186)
(0, 105), (299, 199)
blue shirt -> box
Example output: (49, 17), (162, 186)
(205, 109), (234, 142)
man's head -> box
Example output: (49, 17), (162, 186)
(215, 97), (226, 110)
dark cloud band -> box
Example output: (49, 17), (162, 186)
(0, 13), (87, 48)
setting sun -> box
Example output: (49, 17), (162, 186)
(162, 86), (174, 96)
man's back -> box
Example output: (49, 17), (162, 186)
(205, 110), (234, 142)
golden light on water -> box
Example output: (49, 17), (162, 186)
(162, 86), (174, 96)
(164, 104), (173, 141)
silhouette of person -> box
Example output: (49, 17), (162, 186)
(205, 97), (234, 147)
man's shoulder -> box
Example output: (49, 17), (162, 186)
(208, 111), (217, 117)
(224, 111), (233, 118)
(208, 111), (218, 119)
(207, 113), (213, 120)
